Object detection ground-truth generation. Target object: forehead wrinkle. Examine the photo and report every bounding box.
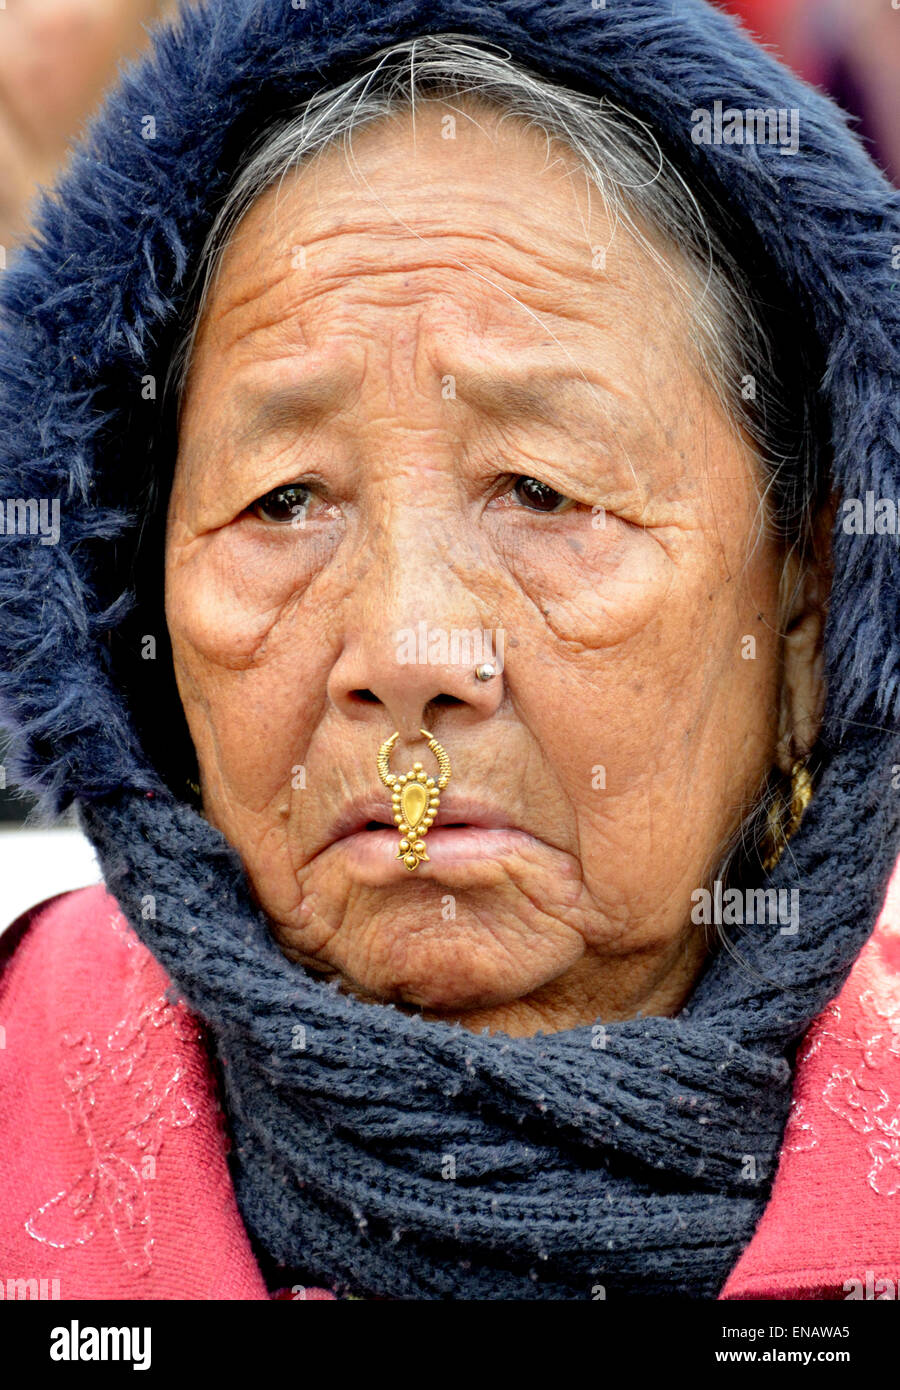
[191,208,702,479]
[196,171,684,378]
[210,245,614,352]
[278,145,597,251]
[199,228,300,330]
[203,192,643,337]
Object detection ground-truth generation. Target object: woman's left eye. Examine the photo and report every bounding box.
[509,476,575,513]
[249,483,311,524]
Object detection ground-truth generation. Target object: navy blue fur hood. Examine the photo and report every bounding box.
[0,0,899,901]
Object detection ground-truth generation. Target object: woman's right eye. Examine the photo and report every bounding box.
[249,483,311,524]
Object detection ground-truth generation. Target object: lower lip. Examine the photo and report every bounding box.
[326,825,538,879]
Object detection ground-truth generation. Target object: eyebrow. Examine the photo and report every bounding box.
[234,360,628,448]
[236,370,356,446]
[453,365,627,431]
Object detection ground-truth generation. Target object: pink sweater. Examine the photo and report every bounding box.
[2,877,900,1301]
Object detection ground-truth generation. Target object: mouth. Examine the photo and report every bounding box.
[321,799,541,879]
[329,793,524,843]
[361,819,470,832]
[333,822,539,871]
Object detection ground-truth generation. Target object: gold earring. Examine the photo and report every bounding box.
[762,759,813,871]
[376,728,452,871]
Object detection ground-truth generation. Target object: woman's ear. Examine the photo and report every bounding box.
[775,497,835,774]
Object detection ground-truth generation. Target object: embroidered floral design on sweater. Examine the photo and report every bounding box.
[25,914,202,1272]
[783,986,900,1195]
[782,1098,819,1153]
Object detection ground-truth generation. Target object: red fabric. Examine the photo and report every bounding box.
[2,873,899,1300]
[715,0,825,85]
[0,888,332,1300]
[718,0,797,40]
[722,865,900,1299]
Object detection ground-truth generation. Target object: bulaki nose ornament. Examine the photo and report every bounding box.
[376,727,452,871]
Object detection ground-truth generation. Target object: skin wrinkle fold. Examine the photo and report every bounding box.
[200,215,661,486]
[164,101,825,1036]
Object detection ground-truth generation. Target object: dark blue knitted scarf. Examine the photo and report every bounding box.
[79,740,895,1299]
[3,0,900,1298]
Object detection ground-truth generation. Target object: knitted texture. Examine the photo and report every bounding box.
[2,0,900,1297]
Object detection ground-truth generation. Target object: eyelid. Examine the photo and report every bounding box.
[249,480,312,522]
[251,469,330,502]
[492,475,579,513]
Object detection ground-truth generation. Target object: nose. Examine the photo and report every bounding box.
[328,621,504,748]
[326,529,504,747]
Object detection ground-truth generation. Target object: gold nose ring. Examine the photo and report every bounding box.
[376,728,452,871]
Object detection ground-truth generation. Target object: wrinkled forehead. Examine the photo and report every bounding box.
[175,102,715,475]
[185,98,698,378]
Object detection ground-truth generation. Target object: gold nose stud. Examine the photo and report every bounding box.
[376,728,452,870]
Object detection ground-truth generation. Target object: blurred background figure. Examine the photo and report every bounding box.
[0,0,181,905]
[719,0,900,184]
[0,0,178,253]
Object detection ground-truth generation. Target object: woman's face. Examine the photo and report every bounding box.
[166,103,786,1035]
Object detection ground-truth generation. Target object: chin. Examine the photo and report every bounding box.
[333,932,550,1017]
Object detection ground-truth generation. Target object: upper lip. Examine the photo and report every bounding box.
[326,792,519,847]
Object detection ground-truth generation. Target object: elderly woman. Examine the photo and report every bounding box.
[0,0,899,1303]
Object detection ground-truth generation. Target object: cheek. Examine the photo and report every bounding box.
[164,533,340,806]
[505,518,782,851]
[488,511,674,652]
[165,521,342,669]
